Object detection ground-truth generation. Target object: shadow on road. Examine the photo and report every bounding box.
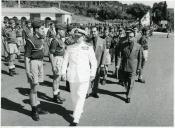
[105,79,118,84]
[18,60,25,63]
[15,87,54,102]
[107,74,116,79]
[1,97,31,117]
[23,99,73,124]
[98,88,127,102]
[1,70,9,76]
[46,74,54,79]
[15,64,25,69]
[42,80,53,87]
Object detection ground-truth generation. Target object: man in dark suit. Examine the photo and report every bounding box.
[116,28,143,103]
[88,26,106,98]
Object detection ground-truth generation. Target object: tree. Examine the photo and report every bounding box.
[126,3,151,20]
[152,1,169,24]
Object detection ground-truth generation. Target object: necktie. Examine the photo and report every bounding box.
[93,37,96,51]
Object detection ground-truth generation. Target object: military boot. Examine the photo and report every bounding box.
[31,106,39,121]
[9,69,14,76]
[53,92,66,104]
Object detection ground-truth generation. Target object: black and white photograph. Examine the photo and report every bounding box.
[1,0,174,126]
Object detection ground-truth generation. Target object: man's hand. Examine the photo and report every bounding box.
[90,76,95,81]
[62,74,66,81]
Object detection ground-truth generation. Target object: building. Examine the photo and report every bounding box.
[2,7,72,26]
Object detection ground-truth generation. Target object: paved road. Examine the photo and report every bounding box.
[1,34,174,126]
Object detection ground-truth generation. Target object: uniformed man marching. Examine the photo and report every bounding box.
[49,24,66,104]
[101,27,113,85]
[25,21,47,121]
[4,19,18,76]
[62,28,97,126]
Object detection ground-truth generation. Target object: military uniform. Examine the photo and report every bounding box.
[1,22,9,60]
[5,20,19,76]
[62,29,97,125]
[49,25,66,104]
[100,35,112,85]
[24,21,47,121]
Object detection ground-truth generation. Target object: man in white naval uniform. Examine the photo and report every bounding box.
[62,28,97,126]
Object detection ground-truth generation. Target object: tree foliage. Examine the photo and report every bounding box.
[126,3,151,19]
[152,1,168,24]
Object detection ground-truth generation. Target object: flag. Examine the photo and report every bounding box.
[141,11,151,27]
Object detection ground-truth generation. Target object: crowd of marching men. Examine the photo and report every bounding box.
[1,18,149,125]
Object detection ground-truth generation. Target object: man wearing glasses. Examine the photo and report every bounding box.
[116,28,143,103]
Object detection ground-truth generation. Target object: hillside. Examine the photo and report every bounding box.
[72,15,102,24]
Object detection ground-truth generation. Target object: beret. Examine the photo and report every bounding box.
[32,21,44,28]
[55,24,66,30]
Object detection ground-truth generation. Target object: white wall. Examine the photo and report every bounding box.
[62,14,72,24]
[40,13,56,21]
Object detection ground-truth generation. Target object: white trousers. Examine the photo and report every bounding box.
[70,81,90,123]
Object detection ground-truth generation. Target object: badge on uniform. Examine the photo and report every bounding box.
[81,46,89,50]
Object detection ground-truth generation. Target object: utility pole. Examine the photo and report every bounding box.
[58,1,61,9]
[18,0,21,8]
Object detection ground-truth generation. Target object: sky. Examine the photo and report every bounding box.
[120,0,175,8]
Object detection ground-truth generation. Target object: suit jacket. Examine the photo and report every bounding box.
[90,36,106,68]
[61,40,97,83]
[117,39,142,73]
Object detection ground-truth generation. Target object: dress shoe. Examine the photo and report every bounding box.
[125,98,131,103]
[138,78,145,83]
[53,93,66,104]
[91,93,99,98]
[31,106,40,121]
[69,122,78,126]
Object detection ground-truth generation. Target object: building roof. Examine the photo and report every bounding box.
[2,7,71,15]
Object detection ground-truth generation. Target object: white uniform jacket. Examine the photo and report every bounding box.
[62,41,97,83]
